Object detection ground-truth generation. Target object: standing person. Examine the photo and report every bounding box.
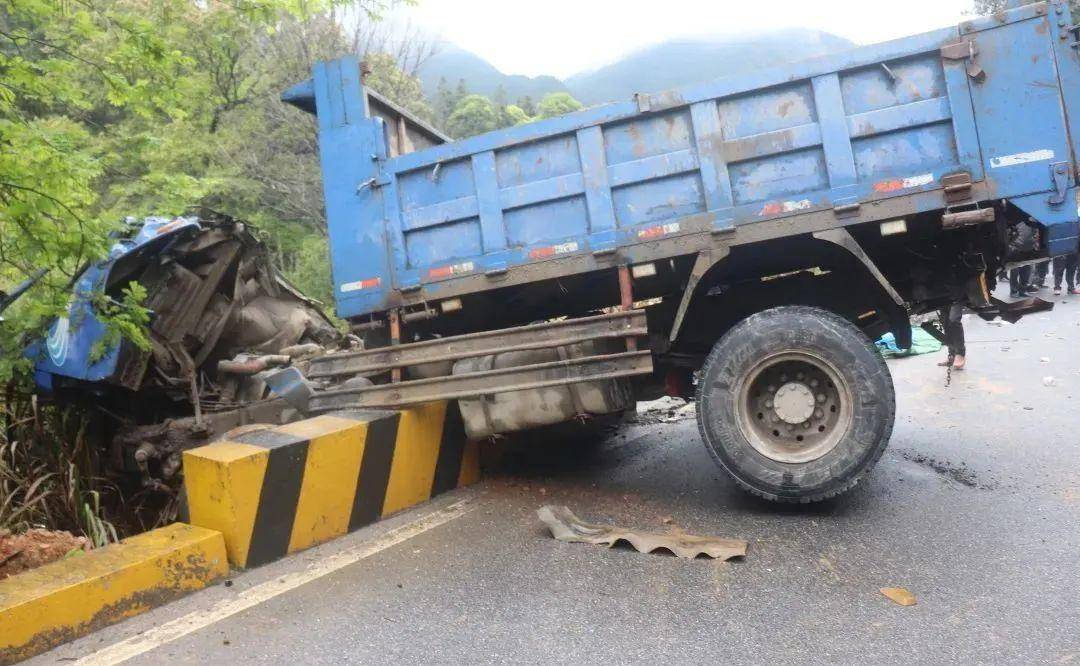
[1008,218,1039,298]
[1052,248,1080,295]
[1009,265,1033,297]
[1032,259,1050,290]
[937,303,966,370]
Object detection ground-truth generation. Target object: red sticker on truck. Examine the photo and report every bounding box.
[758,199,812,216]
[427,261,475,279]
[637,222,680,239]
[528,241,579,260]
[872,173,934,193]
[340,277,381,293]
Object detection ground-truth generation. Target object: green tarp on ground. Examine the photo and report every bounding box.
[875,327,943,358]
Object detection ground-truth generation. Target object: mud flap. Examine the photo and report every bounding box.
[976,296,1054,323]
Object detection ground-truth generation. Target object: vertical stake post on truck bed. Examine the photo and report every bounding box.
[617,265,637,352]
[389,309,402,383]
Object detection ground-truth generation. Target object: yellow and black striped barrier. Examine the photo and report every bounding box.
[0,523,227,664]
[183,401,479,568]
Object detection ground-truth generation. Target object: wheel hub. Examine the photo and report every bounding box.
[735,352,853,464]
[773,382,815,424]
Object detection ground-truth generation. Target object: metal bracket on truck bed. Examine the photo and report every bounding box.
[308,311,647,378]
[278,310,653,412]
[308,350,653,412]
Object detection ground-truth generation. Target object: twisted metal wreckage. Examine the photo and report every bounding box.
[20,211,350,489]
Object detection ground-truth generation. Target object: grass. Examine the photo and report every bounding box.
[1,391,122,547]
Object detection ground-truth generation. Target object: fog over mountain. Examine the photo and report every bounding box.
[418,29,855,106]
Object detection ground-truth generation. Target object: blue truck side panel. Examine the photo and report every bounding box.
[302,2,1080,319]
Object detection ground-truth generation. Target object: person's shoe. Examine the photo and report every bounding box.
[1054,286,1063,296]
[1070,288,1080,295]
[1010,290,1021,298]
[952,355,966,371]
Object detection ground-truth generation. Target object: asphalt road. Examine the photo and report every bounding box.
[36,289,1080,665]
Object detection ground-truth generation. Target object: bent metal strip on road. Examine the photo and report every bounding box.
[74,498,476,666]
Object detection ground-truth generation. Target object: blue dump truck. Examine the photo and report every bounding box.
[277,0,1080,503]
[26,1,1080,501]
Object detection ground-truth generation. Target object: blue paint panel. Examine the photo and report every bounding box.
[500,173,585,211]
[402,196,478,231]
[505,197,590,247]
[405,219,483,268]
[495,134,581,188]
[717,83,817,139]
[607,150,699,188]
[397,158,474,211]
[612,173,705,227]
[839,53,947,115]
[603,109,693,165]
[812,73,858,191]
[721,123,822,164]
[312,58,394,318]
[967,13,1071,198]
[472,151,507,252]
[729,147,829,205]
[851,123,959,181]
[577,126,617,233]
[689,101,734,218]
[846,97,952,139]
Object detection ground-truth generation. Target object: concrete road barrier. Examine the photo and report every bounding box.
[183,402,479,568]
[0,523,227,665]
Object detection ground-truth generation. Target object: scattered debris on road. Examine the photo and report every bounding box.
[536,505,747,560]
[879,587,917,606]
[0,529,88,580]
[630,397,696,425]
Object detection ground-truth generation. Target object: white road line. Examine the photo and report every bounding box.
[75,498,475,666]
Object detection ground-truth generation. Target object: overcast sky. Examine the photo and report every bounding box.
[395,0,974,79]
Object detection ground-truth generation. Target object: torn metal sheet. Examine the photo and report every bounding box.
[536,505,747,560]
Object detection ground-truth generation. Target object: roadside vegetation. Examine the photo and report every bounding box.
[0,0,585,544]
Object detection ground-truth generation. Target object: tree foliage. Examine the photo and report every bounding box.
[445,93,500,138]
[537,92,583,119]
[0,0,427,382]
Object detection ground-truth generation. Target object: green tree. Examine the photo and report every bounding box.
[1,1,430,375]
[536,92,583,119]
[501,104,531,127]
[517,95,537,116]
[445,94,500,138]
[435,77,467,128]
[364,53,435,123]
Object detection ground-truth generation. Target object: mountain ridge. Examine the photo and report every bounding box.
[418,29,856,107]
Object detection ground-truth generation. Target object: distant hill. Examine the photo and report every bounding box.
[565,29,855,105]
[417,29,854,107]
[418,44,568,103]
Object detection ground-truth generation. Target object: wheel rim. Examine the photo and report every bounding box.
[734,351,853,464]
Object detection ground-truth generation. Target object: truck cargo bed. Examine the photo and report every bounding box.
[286,2,1080,321]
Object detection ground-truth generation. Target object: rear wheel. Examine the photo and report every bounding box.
[695,306,895,502]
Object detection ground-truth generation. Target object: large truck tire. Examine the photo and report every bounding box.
[695,305,895,503]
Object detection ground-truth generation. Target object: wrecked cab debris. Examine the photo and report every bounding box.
[537,505,748,560]
[27,210,346,488]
